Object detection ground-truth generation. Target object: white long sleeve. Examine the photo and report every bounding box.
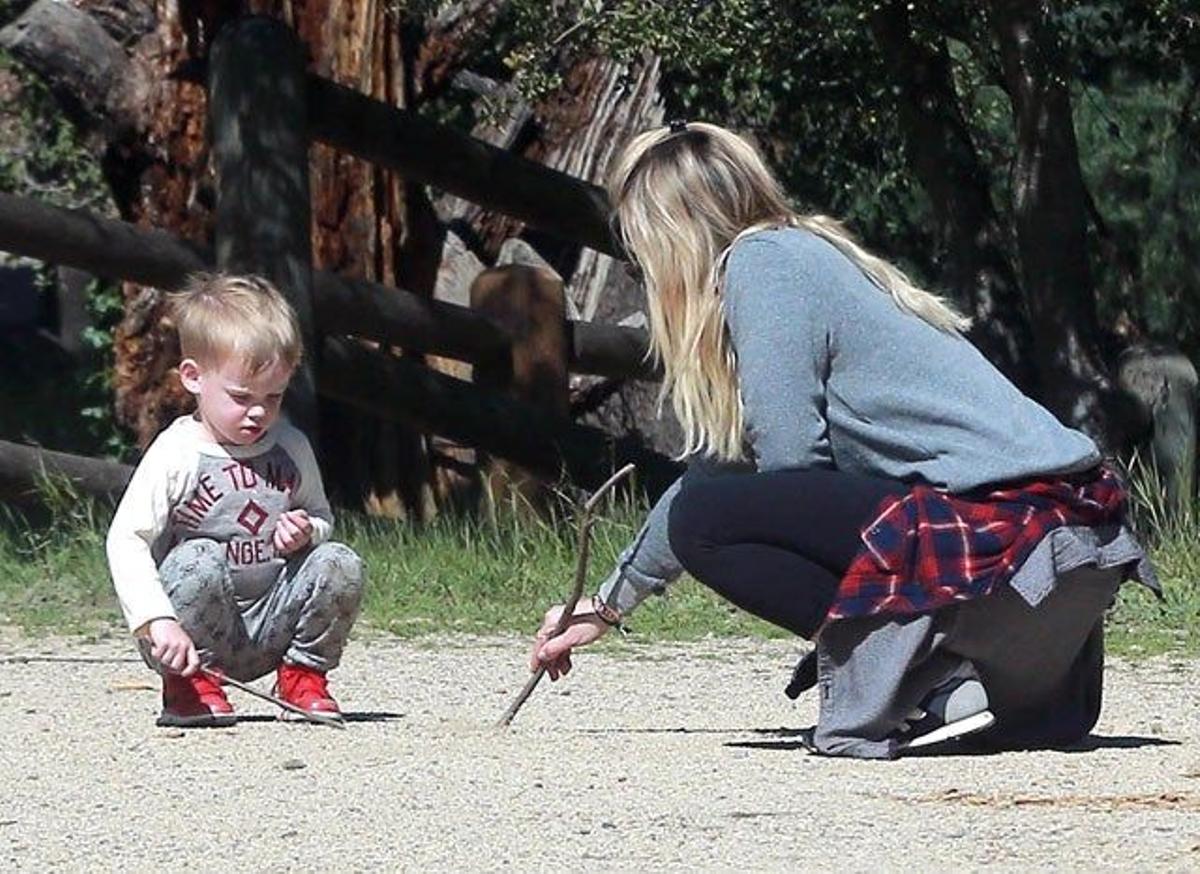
[106,426,192,633]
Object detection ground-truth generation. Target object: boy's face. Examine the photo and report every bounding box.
[179,355,294,446]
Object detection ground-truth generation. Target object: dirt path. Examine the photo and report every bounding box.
[1,631,1197,871]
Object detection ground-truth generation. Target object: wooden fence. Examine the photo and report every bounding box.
[0,15,680,505]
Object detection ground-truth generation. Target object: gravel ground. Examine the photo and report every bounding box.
[1,630,1197,872]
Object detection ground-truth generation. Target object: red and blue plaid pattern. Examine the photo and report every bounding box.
[828,465,1127,622]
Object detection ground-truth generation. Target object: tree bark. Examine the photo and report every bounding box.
[868,4,1037,393]
[987,0,1122,447]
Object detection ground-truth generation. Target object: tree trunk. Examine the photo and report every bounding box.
[868,4,1037,393]
[987,0,1122,448]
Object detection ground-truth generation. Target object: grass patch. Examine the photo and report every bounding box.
[342,494,785,641]
[0,481,782,644]
[0,469,1196,657]
[1106,458,1200,657]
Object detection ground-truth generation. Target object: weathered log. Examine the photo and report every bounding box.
[0,439,132,504]
[307,76,621,257]
[318,338,680,498]
[0,192,206,288]
[0,192,655,378]
[209,16,318,438]
[0,0,146,139]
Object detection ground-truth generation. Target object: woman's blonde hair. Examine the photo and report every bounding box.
[607,121,970,462]
[169,273,303,374]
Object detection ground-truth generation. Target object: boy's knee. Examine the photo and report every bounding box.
[160,538,229,592]
[311,542,364,598]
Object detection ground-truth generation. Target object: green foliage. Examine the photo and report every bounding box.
[0,48,108,210]
[483,0,1200,359]
[484,1,935,274]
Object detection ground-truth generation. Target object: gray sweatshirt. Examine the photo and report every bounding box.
[106,416,334,632]
[597,227,1100,614]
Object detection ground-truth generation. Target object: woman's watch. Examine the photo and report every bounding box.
[590,593,626,632]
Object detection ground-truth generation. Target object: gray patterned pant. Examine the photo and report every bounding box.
[149,538,364,681]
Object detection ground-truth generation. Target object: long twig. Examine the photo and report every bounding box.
[496,462,636,728]
[201,666,347,729]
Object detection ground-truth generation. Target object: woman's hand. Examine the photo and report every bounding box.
[146,618,199,676]
[529,602,610,680]
[274,509,314,556]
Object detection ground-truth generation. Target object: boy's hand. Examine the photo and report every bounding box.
[274,509,314,556]
[147,618,200,676]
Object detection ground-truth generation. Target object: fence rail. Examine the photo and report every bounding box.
[0,193,654,379]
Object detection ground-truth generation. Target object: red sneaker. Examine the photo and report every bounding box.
[159,671,236,727]
[275,663,342,721]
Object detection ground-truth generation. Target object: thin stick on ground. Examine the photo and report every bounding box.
[200,666,347,729]
[496,462,637,728]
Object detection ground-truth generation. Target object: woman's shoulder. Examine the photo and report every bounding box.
[730,225,850,276]
[725,225,853,311]
[733,224,822,254]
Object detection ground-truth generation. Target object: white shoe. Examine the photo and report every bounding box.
[897,678,995,750]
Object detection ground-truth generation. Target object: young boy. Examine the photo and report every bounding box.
[106,274,364,727]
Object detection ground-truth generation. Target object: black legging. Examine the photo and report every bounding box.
[667,468,906,638]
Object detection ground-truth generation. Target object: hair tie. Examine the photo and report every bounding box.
[668,119,688,133]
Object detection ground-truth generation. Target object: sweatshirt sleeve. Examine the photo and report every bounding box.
[723,234,834,472]
[106,431,188,634]
[282,426,334,545]
[595,456,751,615]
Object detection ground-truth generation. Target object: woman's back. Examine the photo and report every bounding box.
[725,227,1099,490]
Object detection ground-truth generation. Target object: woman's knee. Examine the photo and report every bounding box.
[668,479,724,574]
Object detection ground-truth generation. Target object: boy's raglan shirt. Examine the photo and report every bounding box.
[106,416,334,633]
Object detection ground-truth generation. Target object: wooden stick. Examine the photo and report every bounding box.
[496,462,636,728]
[200,666,347,730]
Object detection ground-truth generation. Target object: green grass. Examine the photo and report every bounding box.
[0,481,782,644]
[1,470,1196,657]
[1104,457,1200,657]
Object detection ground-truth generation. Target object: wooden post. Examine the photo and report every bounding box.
[208,17,317,439]
[470,266,570,509]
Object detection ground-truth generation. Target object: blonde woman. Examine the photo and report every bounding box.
[529,122,1157,758]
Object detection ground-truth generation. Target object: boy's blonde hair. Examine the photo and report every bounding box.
[169,274,303,374]
[607,121,970,462]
